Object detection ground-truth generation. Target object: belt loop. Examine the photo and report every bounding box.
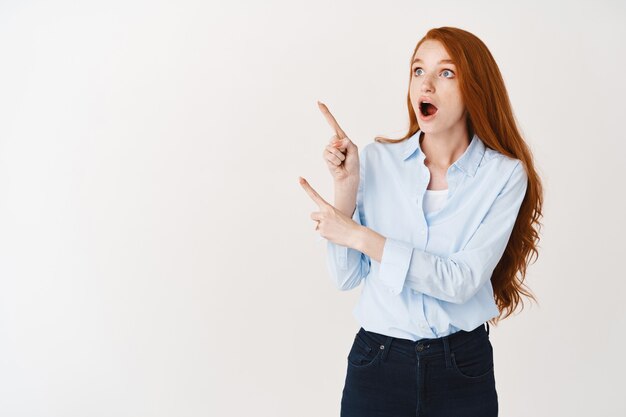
[442,336,452,369]
[485,321,490,335]
[381,336,393,362]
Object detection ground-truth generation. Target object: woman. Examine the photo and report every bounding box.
[299,26,543,417]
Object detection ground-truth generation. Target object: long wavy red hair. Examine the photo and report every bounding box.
[375,27,544,326]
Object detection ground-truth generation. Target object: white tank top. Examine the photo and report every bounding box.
[423,189,448,213]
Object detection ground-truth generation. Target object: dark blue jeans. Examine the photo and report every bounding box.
[340,322,498,417]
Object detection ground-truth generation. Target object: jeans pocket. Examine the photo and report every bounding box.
[347,331,383,368]
[450,335,494,380]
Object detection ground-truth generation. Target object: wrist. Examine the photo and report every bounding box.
[352,225,385,263]
[351,224,369,252]
[334,177,359,189]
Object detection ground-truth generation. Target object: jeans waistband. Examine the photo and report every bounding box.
[358,322,490,359]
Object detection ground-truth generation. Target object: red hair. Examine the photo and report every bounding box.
[375,27,544,326]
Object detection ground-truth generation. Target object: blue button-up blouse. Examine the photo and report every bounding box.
[326,129,528,341]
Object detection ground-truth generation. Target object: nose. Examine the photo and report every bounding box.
[420,74,435,93]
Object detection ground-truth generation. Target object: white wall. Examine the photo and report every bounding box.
[1,0,624,416]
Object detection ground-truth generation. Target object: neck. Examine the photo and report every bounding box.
[420,124,471,170]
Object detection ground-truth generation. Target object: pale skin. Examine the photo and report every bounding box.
[300,39,472,262]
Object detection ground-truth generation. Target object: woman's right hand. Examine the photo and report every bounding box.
[318,101,359,184]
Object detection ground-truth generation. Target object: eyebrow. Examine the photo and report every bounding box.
[412,58,456,65]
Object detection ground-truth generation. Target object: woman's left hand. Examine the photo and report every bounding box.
[299,176,361,248]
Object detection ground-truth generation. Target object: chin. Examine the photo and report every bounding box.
[417,123,438,131]
[418,124,450,136]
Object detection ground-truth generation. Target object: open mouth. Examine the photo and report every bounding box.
[420,101,438,117]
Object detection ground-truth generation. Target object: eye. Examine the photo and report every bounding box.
[441,69,455,78]
[413,67,456,78]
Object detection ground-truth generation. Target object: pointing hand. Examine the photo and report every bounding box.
[298,176,360,248]
[318,101,360,184]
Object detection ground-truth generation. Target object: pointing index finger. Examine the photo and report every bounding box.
[298,176,330,208]
[317,101,347,139]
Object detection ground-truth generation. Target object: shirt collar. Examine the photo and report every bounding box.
[402,129,486,177]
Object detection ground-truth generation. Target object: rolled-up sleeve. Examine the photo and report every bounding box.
[378,238,414,294]
[378,161,528,302]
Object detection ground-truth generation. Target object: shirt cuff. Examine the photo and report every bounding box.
[378,237,413,295]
